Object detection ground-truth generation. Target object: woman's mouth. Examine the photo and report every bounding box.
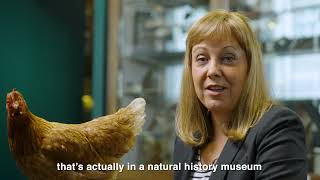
[206,85,227,95]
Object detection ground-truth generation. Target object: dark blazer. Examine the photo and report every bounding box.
[173,106,308,180]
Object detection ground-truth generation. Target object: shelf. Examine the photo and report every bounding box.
[262,36,320,55]
[130,50,184,66]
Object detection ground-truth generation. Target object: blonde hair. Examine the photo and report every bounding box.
[175,10,273,146]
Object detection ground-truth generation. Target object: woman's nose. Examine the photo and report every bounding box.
[207,59,222,78]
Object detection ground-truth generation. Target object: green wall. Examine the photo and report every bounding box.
[0,0,85,178]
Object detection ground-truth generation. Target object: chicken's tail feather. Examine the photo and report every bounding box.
[125,98,146,135]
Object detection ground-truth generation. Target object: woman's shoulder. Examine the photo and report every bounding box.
[255,105,302,128]
[247,105,307,179]
[251,104,305,143]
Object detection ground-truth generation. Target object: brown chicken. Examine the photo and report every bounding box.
[6,89,146,180]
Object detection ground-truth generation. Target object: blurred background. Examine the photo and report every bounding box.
[1,0,320,179]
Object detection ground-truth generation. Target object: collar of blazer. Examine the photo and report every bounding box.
[210,140,245,180]
[181,139,245,180]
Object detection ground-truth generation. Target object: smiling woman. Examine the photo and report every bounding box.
[191,39,248,116]
[173,10,307,180]
[176,9,272,145]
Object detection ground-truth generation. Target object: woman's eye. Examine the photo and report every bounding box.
[221,55,236,64]
[196,56,208,62]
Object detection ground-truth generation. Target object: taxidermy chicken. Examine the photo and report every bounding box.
[6,89,146,180]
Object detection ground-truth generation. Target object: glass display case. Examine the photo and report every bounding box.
[117,0,208,165]
[116,0,320,177]
[231,0,320,176]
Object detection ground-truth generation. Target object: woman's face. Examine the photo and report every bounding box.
[191,38,248,114]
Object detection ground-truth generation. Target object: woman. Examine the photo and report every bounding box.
[173,10,307,180]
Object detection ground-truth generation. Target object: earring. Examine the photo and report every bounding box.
[207,109,211,118]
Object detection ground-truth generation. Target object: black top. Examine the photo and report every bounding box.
[173,105,308,180]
